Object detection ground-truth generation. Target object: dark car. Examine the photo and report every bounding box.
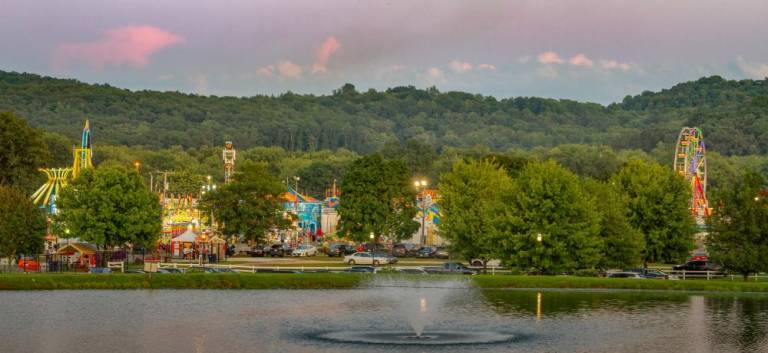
[673,260,720,271]
[346,265,375,273]
[267,244,293,257]
[249,246,267,257]
[416,246,437,258]
[327,244,355,257]
[625,268,670,279]
[88,267,112,274]
[392,243,419,257]
[432,247,449,259]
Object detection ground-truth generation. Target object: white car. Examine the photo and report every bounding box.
[343,251,396,266]
[292,245,318,257]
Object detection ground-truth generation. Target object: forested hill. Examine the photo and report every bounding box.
[1,70,767,156]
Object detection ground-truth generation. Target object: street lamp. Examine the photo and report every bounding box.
[536,233,542,242]
[414,179,429,245]
[202,176,217,230]
[369,232,375,266]
[133,160,141,173]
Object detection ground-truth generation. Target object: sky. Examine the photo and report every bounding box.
[2,0,768,104]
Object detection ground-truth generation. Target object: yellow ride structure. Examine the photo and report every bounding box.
[31,120,93,213]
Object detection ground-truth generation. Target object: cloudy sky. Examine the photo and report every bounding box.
[2,0,768,103]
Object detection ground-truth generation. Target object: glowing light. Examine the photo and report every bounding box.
[420,297,428,313]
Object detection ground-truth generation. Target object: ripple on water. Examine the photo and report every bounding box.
[315,330,519,346]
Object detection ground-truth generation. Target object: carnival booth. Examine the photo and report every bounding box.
[197,235,227,262]
[171,229,198,259]
[57,243,98,269]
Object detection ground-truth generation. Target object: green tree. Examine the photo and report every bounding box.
[337,154,419,243]
[0,111,51,191]
[295,160,347,198]
[56,166,162,249]
[439,159,514,264]
[502,161,602,272]
[584,179,645,268]
[707,171,768,280]
[612,159,697,264]
[0,186,46,259]
[199,162,289,243]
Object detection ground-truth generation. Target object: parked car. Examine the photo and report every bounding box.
[156,267,184,274]
[89,267,112,274]
[416,246,437,258]
[470,258,502,268]
[292,245,318,257]
[125,269,146,274]
[249,246,267,257]
[607,271,645,279]
[432,247,449,259]
[624,268,673,279]
[346,265,376,273]
[673,260,720,272]
[423,262,477,275]
[204,267,237,273]
[343,252,397,266]
[327,244,355,257]
[392,243,420,257]
[267,244,293,257]
[397,267,429,275]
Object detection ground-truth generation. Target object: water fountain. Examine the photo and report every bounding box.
[313,276,517,346]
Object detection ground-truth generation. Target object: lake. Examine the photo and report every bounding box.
[1,278,767,353]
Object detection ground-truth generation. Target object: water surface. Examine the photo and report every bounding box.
[1,280,767,353]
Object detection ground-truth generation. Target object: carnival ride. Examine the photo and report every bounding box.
[674,127,711,221]
[31,120,93,213]
[222,141,236,184]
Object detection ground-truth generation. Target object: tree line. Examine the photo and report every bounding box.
[2,71,768,157]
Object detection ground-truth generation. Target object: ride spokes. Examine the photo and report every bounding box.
[674,127,711,222]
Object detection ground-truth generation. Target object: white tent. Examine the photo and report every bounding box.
[172,229,198,243]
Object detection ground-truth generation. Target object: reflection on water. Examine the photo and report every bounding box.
[0,285,766,353]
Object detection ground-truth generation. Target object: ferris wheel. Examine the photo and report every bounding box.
[674,127,710,219]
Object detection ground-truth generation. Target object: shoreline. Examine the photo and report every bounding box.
[2,273,768,294]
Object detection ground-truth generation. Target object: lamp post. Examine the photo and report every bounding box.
[535,233,543,274]
[414,179,429,245]
[133,160,141,173]
[369,232,375,266]
[201,176,217,230]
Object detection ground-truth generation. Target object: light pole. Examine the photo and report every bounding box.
[369,232,375,266]
[535,233,543,274]
[201,176,217,230]
[414,179,429,245]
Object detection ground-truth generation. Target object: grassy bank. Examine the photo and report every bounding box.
[0,273,364,290]
[473,275,768,293]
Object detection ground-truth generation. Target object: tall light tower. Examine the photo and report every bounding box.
[222,141,236,184]
[414,179,429,245]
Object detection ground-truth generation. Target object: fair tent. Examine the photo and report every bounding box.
[172,229,198,243]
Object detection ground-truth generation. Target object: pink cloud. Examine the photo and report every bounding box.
[600,59,632,71]
[478,63,497,71]
[54,25,183,70]
[537,51,564,65]
[312,36,341,74]
[568,54,594,67]
[278,61,303,79]
[256,65,275,77]
[450,60,473,73]
[427,67,445,80]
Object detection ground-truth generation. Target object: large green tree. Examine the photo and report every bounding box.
[707,171,768,280]
[612,159,697,264]
[439,159,515,263]
[0,111,51,191]
[0,186,46,258]
[501,161,602,272]
[295,160,347,198]
[56,166,162,249]
[337,154,419,243]
[199,161,289,243]
[584,179,645,268]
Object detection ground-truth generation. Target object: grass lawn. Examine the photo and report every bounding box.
[473,275,768,293]
[0,272,365,290]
